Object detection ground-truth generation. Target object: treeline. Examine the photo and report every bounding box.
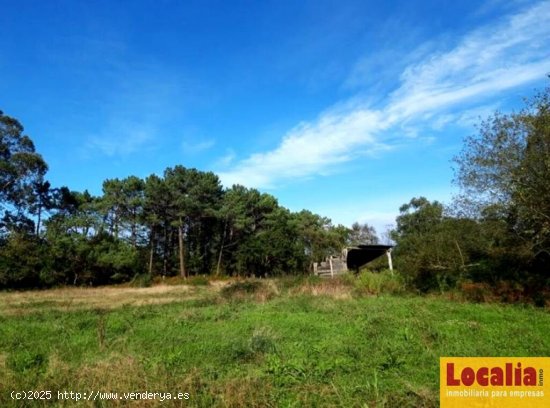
[1,111,378,288]
[1,84,549,300]
[390,86,550,303]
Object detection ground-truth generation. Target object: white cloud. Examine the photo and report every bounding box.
[219,1,550,189]
[220,108,389,187]
[388,0,550,119]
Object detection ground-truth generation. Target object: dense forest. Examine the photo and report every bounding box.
[1,85,549,303]
[0,110,378,287]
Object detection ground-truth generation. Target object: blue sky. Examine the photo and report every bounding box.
[1,0,549,236]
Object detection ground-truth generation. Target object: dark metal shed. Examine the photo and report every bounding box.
[346,245,393,271]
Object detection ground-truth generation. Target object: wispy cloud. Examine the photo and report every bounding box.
[220,108,389,187]
[309,188,455,234]
[214,149,237,168]
[87,121,156,156]
[219,1,550,189]
[181,138,215,154]
[84,88,182,158]
[67,34,198,160]
[84,62,188,158]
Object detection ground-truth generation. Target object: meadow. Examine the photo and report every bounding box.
[1,273,549,407]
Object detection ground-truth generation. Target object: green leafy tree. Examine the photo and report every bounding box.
[348,222,378,246]
[0,233,46,288]
[1,111,48,234]
[164,166,223,277]
[391,197,488,290]
[217,186,276,276]
[216,185,254,275]
[454,85,550,286]
[101,176,146,246]
[28,180,54,236]
[100,178,125,239]
[144,174,174,276]
[122,176,146,247]
[293,210,349,269]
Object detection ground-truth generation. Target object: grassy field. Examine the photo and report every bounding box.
[1,274,549,407]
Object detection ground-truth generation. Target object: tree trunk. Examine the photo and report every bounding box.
[36,204,42,236]
[113,211,119,238]
[163,222,169,276]
[131,209,137,248]
[216,219,227,276]
[148,228,155,276]
[178,217,186,278]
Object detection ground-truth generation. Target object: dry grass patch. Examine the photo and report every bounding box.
[74,355,146,389]
[0,352,7,370]
[216,377,274,408]
[220,280,279,303]
[0,284,202,315]
[54,356,162,407]
[291,278,353,299]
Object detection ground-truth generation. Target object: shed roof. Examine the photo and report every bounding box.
[346,245,392,270]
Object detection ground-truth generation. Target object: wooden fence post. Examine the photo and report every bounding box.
[386,249,393,274]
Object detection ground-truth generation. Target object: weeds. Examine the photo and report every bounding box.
[220,280,278,302]
[353,269,405,295]
[289,276,354,299]
[231,327,278,362]
[97,310,106,351]
[187,275,210,286]
[1,279,549,407]
[129,273,152,288]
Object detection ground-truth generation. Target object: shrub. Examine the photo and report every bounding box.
[230,328,277,362]
[187,275,210,286]
[354,269,405,295]
[459,280,528,304]
[220,280,278,302]
[129,273,152,288]
[7,350,47,374]
[459,281,495,303]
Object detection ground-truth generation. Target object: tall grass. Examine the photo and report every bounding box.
[352,269,406,295]
[1,277,549,407]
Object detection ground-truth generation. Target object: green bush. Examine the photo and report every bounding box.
[229,328,277,363]
[187,275,210,286]
[221,280,263,297]
[0,233,47,289]
[129,273,153,288]
[7,350,48,374]
[220,280,278,302]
